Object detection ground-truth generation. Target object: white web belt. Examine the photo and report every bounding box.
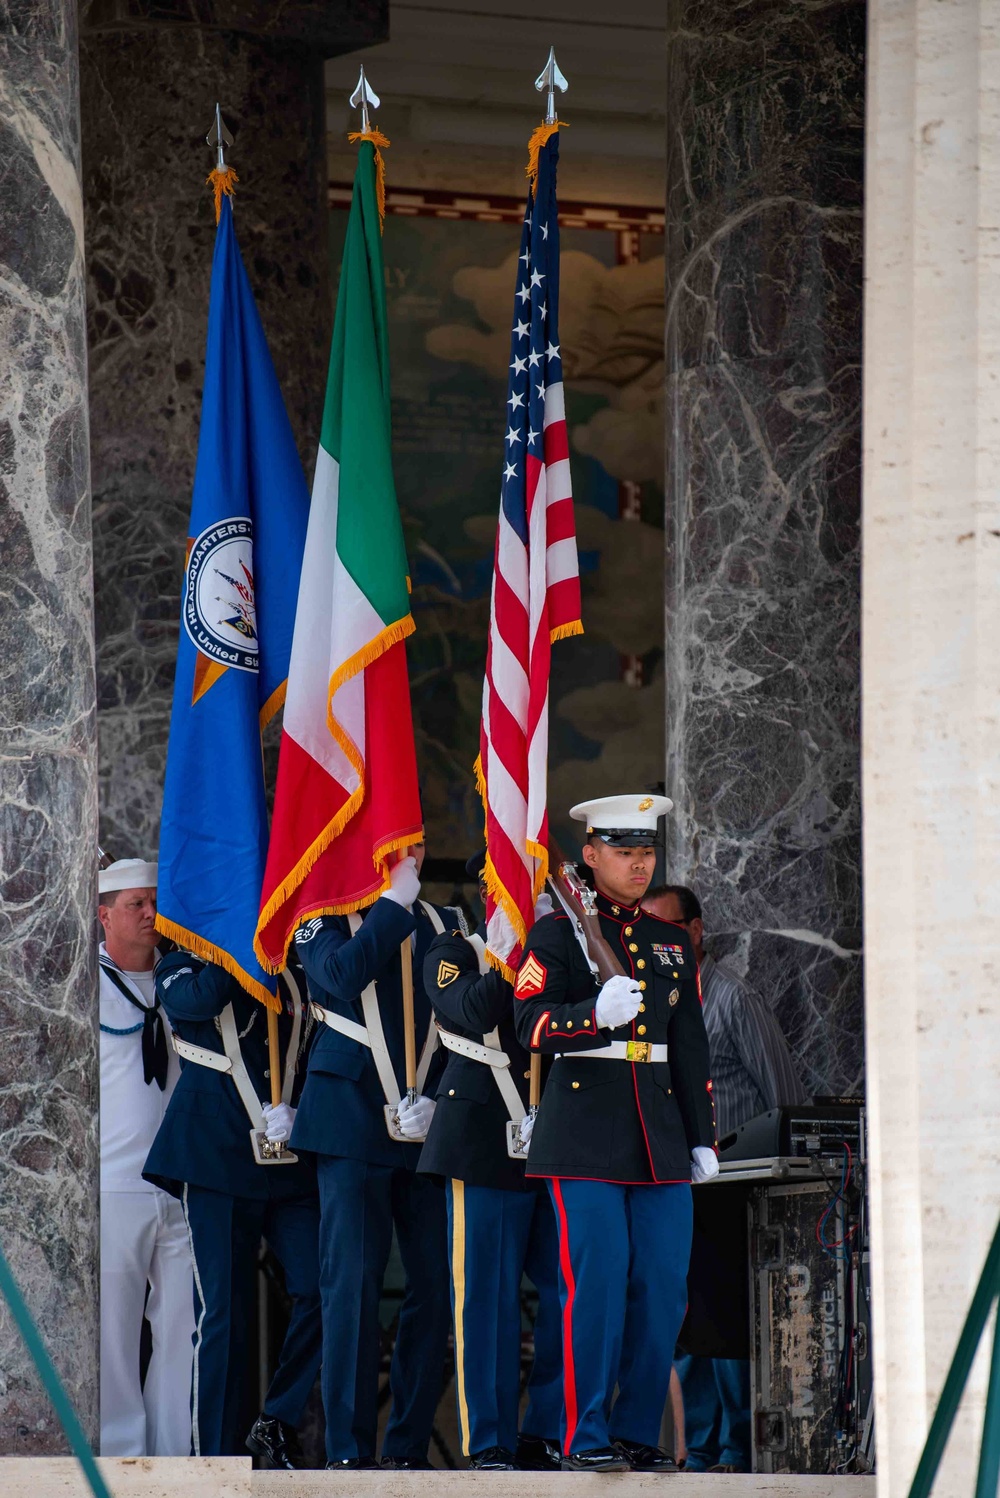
[310,900,443,1109]
[170,967,303,1131]
[436,932,526,1126]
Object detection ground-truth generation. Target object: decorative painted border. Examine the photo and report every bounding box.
[329,182,664,234]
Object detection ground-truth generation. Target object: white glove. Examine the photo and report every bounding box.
[396,1093,435,1140]
[382,855,421,909]
[595,974,643,1030]
[533,892,554,921]
[691,1146,719,1184]
[517,1112,535,1150]
[262,1102,296,1144]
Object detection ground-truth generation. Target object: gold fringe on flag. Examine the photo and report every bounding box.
[206,166,239,224]
[348,128,391,233]
[525,120,567,197]
[252,612,418,974]
[154,913,282,1013]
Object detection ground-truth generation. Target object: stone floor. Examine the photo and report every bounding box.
[0,1458,877,1498]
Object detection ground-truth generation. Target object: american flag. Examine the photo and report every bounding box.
[479,128,582,978]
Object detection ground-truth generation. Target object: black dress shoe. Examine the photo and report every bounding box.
[615,1440,678,1472]
[381,1456,433,1470]
[515,1434,561,1471]
[325,1457,379,1469]
[560,1446,631,1472]
[469,1446,519,1470]
[245,1414,305,1470]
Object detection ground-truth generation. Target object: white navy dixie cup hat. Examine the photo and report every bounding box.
[569,794,674,847]
[99,858,158,895]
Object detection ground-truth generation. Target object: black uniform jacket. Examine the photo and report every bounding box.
[512,891,716,1184]
[143,952,316,1202]
[290,896,462,1169]
[418,925,545,1193]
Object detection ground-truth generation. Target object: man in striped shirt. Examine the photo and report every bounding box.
[642,885,808,1472]
[643,887,808,1143]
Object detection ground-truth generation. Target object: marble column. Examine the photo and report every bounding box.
[863,4,1000,1496]
[78,0,386,855]
[663,0,865,1094]
[0,2,99,1453]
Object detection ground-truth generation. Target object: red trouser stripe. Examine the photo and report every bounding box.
[551,1178,579,1455]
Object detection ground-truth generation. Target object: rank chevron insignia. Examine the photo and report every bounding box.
[437,960,460,988]
[514,953,548,999]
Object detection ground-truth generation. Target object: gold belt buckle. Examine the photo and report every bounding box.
[626,1040,651,1063]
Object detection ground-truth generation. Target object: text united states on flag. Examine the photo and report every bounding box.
[478,126,582,979]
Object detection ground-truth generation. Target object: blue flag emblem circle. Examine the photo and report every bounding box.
[183,517,259,672]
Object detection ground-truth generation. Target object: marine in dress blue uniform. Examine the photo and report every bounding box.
[512,795,718,1473]
[290,852,465,1470]
[143,954,321,1466]
[418,855,562,1472]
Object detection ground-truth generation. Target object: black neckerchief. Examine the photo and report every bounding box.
[100,960,168,1091]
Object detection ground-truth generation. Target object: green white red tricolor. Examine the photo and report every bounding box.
[255,139,421,972]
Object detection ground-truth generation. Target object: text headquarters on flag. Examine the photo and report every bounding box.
[478,124,583,980]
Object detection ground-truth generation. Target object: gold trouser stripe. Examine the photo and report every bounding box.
[450,1179,471,1457]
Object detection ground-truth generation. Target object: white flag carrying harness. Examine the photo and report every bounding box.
[435,932,527,1128]
[170,968,304,1165]
[310,901,444,1133]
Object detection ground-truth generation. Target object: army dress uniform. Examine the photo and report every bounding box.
[143,954,321,1462]
[418,919,562,1470]
[512,796,716,1468]
[290,881,466,1469]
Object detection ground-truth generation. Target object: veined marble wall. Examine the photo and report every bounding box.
[0,1,99,1450]
[664,0,865,1093]
[81,1,386,858]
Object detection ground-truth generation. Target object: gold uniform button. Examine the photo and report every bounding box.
[571,1081,580,1090]
[638,1003,646,1013]
[566,1020,573,1029]
[551,1021,559,1029]
[639,980,647,991]
[583,1019,591,1027]
[612,906,621,915]
[449,1089,456,1097]
[673,971,679,978]
[624,926,633,936]
[524,1071,531,1079]
[637,1025,647,1036]
[629,943,638,952]
[637,959,646,970]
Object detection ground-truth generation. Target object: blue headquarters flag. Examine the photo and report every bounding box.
[156,196,309,1009]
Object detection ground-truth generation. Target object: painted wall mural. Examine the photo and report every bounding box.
[339,192,668,861]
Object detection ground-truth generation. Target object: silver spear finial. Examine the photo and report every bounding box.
[350,66,381,134]
[534,47,568,125]
[206,103,234,171]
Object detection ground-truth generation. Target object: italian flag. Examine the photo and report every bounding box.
[255,137,421,972]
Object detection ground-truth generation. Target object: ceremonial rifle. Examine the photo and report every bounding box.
[507,839,626,1159]
[547,837,626,984]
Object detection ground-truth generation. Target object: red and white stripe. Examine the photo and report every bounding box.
[480,377,581,976]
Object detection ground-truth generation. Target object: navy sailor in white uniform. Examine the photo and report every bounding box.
[98,858,194,1457]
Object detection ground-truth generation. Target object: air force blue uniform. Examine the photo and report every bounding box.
[513,894,716,1458]
[143,954,321,1457]
[291,895,463,1467]
[419,926,562,1463]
